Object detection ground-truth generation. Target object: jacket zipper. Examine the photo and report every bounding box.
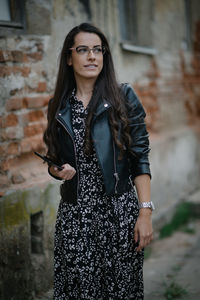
[113,140,119,194]
[56,115,79,199]
[129,174,135,190]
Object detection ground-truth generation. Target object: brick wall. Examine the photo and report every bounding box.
[0,37,51,195]
[133,20,200,134]
[183,21,200,123]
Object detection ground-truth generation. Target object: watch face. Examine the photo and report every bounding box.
[139,201,155,210]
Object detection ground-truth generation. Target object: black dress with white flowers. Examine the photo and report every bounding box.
[54,93,144,300]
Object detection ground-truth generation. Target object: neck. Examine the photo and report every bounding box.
[75,77,96,101]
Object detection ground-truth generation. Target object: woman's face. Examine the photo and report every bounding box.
[68,32,104,82]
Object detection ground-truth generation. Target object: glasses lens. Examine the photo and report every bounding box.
[92,47,102,54]
[74,46,106,55]
[76,46,88,54]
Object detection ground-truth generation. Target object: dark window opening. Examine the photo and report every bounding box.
[118,0,156,55]
[0,0,25,29]
[30,211,44,254]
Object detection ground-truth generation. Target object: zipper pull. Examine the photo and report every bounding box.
[114,172,119,181]
[114,172,119,194]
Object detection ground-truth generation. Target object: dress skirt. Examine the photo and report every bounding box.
[54,94,144,300]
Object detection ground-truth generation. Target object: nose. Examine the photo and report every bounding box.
[88,49,95,59]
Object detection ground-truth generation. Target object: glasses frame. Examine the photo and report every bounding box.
[69,45,106,55]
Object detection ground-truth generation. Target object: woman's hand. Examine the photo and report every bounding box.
[49,163,76,180]
[134,209,153,252]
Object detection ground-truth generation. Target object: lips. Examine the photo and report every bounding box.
[84,64,98,68]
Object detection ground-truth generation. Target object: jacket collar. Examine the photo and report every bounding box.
[55,94,112,136]
[56,94,112,118]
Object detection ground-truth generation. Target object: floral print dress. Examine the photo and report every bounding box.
[54,93,144,300]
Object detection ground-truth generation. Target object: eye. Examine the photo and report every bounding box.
[76,47,88,54]
[93,47,102,54]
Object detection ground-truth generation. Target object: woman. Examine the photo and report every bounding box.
[44,23,153,300]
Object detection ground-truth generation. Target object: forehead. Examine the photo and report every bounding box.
[74,32,102,46]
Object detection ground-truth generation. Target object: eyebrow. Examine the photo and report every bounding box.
[76,44,102,48]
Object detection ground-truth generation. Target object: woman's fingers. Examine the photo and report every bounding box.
[52,163,76,180]
[136,231,153,252]
[62,164,76,180]
[134,229,139,243]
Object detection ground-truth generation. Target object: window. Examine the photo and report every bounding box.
[0,0,25,29]
[118,0,157,55]
[184,0,192,50]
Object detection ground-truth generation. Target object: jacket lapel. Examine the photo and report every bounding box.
[56,95,112,137]
[56,99,74,138]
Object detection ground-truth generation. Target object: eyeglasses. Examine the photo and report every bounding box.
[69,46,106,56]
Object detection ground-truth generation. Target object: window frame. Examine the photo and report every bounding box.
[118,0,157,56]
[0,0,25,29]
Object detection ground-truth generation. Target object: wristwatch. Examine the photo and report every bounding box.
[139,201,155,211]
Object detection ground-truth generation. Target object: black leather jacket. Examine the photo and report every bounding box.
[49,83,151,204]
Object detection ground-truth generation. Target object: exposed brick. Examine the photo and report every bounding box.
[0,116,4,128]
[5,114,18,127]
[14,66,30,77]
[0,50,13,62]
[0,174,10,188]
[20,134,45,153]
[0,144,6,157]
[28,110,44,122]
[0,129,7,142]
[0,66,30,77]
[24,96,50,109]
[6,97,23,111]
[37,82,47,93]
[0,114,18,128]
[24,123,44,137]
[0,66,11,77]
[11,50,24,63]
[27,52,43,61]
[7,142,19,155]
[0,159,10,171]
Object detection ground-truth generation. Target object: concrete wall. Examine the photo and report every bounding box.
[0,0,200,298]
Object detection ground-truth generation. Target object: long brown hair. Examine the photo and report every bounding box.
[44,23,133,160]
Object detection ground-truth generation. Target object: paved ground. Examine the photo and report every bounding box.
[144,219,200,299]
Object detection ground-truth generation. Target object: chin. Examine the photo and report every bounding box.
[82,73,100,79]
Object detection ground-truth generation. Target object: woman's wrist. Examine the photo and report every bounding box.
[139,208,152,216]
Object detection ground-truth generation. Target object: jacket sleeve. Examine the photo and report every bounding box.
[123,83,151,179]
[46,98,62,181]
[48,166,62,181]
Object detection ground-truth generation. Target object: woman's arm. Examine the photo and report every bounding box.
[134,174,153,252]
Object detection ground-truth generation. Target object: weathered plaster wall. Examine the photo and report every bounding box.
[0,182,60,299]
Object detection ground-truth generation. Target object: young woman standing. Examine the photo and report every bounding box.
[44,23,153,300]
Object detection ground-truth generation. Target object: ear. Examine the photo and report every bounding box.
[67,56,72,66]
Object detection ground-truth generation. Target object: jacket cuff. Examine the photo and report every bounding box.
[48,166,62,181]
[132,163,152,179]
